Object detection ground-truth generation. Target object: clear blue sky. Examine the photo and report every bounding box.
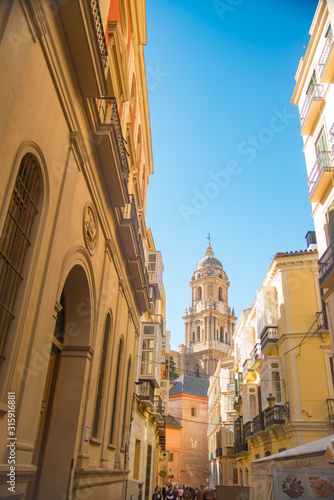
[144,0,319,351]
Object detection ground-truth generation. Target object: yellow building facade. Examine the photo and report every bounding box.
[0,1,165,499]
[229,250,332,486]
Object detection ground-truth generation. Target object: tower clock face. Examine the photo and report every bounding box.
[196,302,202,312]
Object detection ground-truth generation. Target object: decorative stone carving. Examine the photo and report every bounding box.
[83,203,98,254]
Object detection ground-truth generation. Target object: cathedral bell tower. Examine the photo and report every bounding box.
[176,241,236,379]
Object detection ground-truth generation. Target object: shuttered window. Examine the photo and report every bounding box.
[0,154,42,358]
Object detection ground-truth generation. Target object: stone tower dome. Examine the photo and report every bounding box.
[174,241,237,380]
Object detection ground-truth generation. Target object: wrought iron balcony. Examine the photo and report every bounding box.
[136,381,154,408]
[319,240,334,289]
[252,412,265,434]
[260,326,278,354]
[91,0,108,69]
[264,405,289,427]
[307,151,334,202]
[207,415,222,435]
[57,0,107,97]
[319,33,334,83]
[153,395,163,418]
[243,421,253,439]
[118,195,150,312]
[88,96,130,207]
[249,342,263,369]
[233,439,248,454]
[300,84,325,136]
[327,399,334,420]
[97,97,130,182]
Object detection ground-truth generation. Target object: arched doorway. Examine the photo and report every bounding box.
[28,264,92,500]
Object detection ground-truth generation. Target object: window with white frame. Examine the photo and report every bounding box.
[224,426,234,446]
[242,385,258,423]
[141,338,154,375]
[223,394,234,420]
[260,358,284,408]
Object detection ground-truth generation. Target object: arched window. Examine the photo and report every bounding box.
[195,365,200,377]
[110,338,123,444]
[220,327,224,342]
[122,358,132,447]
[197,287,202,301]
[192,332,195,343]
[92,314,111,438]
[218,287,223,301]
[0,153,42,358]
[197,325,200,342]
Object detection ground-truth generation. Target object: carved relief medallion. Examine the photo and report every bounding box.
[83,203,98,254]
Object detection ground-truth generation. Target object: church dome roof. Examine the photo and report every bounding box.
[196,243,224,271]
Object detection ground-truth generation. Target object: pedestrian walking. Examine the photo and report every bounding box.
[153,486,162,500]
[165,484,178,500]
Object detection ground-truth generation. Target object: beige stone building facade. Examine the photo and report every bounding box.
[0,1,165,499]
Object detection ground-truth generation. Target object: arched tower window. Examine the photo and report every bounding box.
[0,153,42,358]
[220,327,224,342]
[192,331,195,343]
[197,325,200,342]
[195,364,200,377]
[197,287,202,301]
[218,287,223,301]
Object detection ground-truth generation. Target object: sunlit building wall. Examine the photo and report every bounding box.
[0,1,164,499]
[292,0,334,362]
[228,251,332,486]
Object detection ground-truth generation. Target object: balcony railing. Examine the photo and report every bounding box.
[300,84,324,132]
[153,395,163,418]
[264,405,288,427]
[260,326,278,352]
[249,342,263,369]
[97,97,130,181]
[319,240,334,288]
[136,381,154,408]
[122,194,139,234]
[91,0,108,68]
[233,440,248,454]
[327,399,334,420]
[252,412,265,434]
[319,33,334,81]
[208,415,222,435]
[243,421,253,439]
[307,151,334,201]
[330,123,334,152]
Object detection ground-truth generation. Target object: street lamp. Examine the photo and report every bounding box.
[267,393,275,409]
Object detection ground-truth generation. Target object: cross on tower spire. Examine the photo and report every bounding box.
[207,232,211,245]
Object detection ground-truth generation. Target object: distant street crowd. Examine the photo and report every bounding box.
[153,484,216,500]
